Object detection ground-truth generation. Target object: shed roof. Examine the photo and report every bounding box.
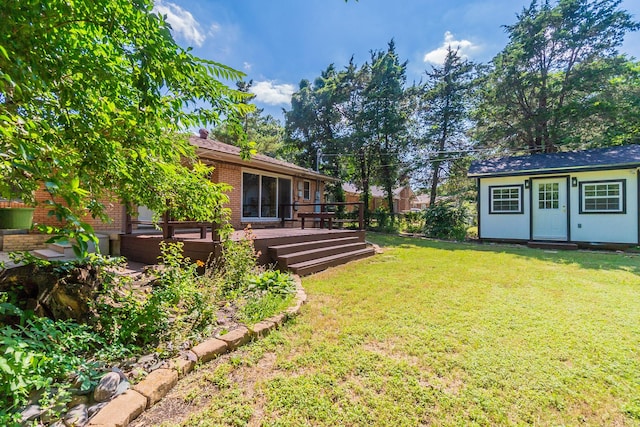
[191,135,338,182]
[468,144,640,178]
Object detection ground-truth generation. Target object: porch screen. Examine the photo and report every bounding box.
[242,172,292,219]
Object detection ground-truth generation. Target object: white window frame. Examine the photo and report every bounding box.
[489,185,524,214]
[303,180,311,200]
[241,169,293,221]
[579,179,625,214]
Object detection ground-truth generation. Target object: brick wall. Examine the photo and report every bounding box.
[1,232,49,251]
[1,187,126,233]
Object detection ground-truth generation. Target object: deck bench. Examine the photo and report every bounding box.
[164,221,210,239]
[298,212,336,230]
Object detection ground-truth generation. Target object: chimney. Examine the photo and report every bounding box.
[198,128,209,139]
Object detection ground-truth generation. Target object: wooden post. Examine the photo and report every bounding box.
[358,202,364,230]
[162,210,170,239]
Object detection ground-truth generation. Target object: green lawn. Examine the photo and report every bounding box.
[157,234,640,426]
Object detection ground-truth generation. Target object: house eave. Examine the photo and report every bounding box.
[196,149,339,182]
[468,163,640,179]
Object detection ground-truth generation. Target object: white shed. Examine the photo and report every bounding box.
[468,145,640,247]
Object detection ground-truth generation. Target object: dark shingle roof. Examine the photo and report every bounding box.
[468,144,640,177]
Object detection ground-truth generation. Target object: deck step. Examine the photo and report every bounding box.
[288,247,375,276]
[269,236,362,257]
[527,241,578,250]
[277,242,368,269]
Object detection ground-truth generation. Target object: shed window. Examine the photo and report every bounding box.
[489,185,523,214]
[580,180,625,214]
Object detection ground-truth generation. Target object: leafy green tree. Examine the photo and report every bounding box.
[212,81,285,158]
[474,0,638,154]
[413,46,476,205]
[0,0,251,252]
[361,40,409,217]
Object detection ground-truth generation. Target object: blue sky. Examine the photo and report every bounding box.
[154,0,640,120]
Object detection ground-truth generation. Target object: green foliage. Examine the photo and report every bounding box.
[94,242,217,351]
[399,211,425,234]
[0,0,251,251]
[0,300,105,423]
[370,207,399,233]
[473,0,639,153]
[239,292,294,325]
[207,229,259,298]
[423,201,470,241]
[239,270,296,324]
[411,46,477,204]
[247,270,296,296]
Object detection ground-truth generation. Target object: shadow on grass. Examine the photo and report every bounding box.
[366,232,640,276]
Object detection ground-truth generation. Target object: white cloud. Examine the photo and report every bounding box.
[423,31,481,64]
[250,81,295,106]
[153,1,205,47]
[243,62,252,72]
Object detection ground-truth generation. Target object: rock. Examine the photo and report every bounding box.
[137,353,163,372]
[93,372,122,402]
[113,379,130,397]
[20,404,42,424]
[67,394,89,408]
[63,404,88,427]
[133,368,178,408]
[87,401,108,419]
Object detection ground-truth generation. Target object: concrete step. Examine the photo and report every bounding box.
[288,247,376,276]
[31,248,70,260]
[48,242,74,255]
[277,242,368,269]
[269,236,362,258]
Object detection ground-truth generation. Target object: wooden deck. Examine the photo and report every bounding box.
[120,227,367,266]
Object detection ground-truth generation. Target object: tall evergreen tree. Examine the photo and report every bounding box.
[474,0,638,154]
[414,46,476,205]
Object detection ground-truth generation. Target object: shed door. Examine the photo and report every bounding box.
[532,178,568,241]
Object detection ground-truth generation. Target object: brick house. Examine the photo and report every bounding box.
[191,133,338,229]
[0,132,337,252]
[342,183,415,213]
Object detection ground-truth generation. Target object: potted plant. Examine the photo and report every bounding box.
[0,179,37,230]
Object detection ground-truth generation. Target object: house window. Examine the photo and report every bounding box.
[580,180,625,214]
[303,180,311,200]
[538,183,559,209]
[242,172,292,219]
[489,185,523,214]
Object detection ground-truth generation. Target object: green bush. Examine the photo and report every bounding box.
[239,270,296,324]
[94,241,217,352]
[370,207,399,233]
[0,300,104,424]
[207,227,259,298]
[423,202,470,241]
[400,211,425,234]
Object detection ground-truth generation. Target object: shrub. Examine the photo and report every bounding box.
[370,207,399,233]
[423,202,471,241]
[239,270,296,324]
[94,241,217,352]
[0,300,105,424]
[206,226,259,298]
[399,211,425,234]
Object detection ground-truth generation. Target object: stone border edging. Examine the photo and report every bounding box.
[87,275,306,427]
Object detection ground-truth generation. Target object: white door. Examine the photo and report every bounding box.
[532,178,568,241]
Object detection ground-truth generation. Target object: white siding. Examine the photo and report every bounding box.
[479,176,530,240]
[478,169,639,244]
[570,169,638,244]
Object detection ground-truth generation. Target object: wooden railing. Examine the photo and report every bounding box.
[279,202,365,230]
